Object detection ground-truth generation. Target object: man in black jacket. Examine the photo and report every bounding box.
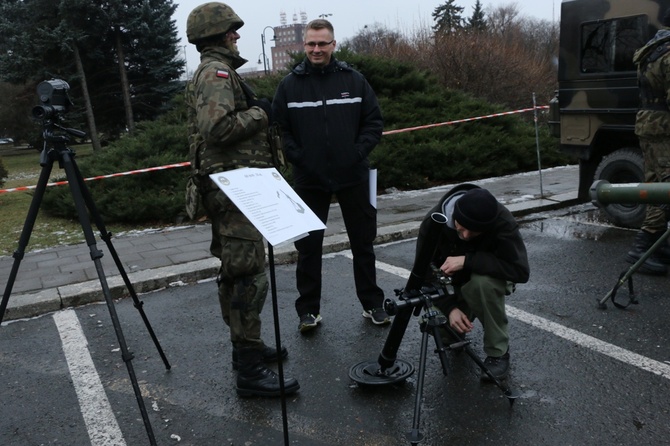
[415,184,530,380]
[272,19,390,333]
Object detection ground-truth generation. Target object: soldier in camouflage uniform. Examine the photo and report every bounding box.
[185,2,299,397]
[626,10,670,275]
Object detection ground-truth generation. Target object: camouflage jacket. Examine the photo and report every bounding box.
[185,46,273,177]
[634,29,670,137]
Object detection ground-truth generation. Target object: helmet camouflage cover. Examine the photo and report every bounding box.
[186,2,244,43]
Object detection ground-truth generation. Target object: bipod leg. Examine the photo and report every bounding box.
[60,150,157,445]
[596,271,636,310]
[595,228,670,309]
[69,155,170,370]
[406,315,431,445]
[0,153,55,324]
[444,326,520,405]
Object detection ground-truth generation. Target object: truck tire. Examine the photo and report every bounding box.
[594,148,646,228]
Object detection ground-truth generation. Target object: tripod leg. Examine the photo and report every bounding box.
[429,324,449,376]
[69,155,170,369]
[406,320,430,445]
[59,151,157,445]
[0,156,55,324]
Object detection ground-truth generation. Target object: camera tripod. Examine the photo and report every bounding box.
[349,270,520,445]
[0,125,170,445]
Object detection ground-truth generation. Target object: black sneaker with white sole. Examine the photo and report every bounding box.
[362,308,391,325]
[298,313,322,333]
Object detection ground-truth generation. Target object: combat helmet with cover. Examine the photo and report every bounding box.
[186,2,244,43]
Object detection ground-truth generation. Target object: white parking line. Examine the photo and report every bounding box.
[336,252,670,380]
[505,306,670,379]
[53,309,126,446]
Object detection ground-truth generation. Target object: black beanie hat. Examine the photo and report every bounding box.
[452,188,498,232]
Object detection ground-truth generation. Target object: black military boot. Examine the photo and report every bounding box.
[236,348,300,397]
[625,231,670,275]
[232,345,288,371]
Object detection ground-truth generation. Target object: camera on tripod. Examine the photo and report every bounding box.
[31,79,73,121]
[30,79,85,151]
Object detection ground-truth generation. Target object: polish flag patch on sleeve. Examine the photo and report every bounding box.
[216,69,230,79]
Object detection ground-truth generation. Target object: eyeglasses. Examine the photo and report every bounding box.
[304,40,334,49]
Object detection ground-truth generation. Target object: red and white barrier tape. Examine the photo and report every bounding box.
[382,106,549,135]
[0,161,191,194]
[0,106,548,194]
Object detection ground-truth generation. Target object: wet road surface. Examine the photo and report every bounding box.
[1,203,669,445]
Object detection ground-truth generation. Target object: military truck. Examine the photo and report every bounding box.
[549,0,670,227]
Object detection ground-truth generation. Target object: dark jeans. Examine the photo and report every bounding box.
[294,181,384,316]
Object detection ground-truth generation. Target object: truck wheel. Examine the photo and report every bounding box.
[594,148,646,228]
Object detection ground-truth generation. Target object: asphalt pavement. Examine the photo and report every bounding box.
[0,165,579,322]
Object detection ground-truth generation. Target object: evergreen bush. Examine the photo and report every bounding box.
[39,53,571,225]
[40,95,189,224]
[349,53,569,191]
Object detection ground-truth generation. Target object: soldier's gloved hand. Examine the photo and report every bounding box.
[249,98,273,124]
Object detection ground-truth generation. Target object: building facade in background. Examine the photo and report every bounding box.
[240,10,307,78]
[269,11,307,73]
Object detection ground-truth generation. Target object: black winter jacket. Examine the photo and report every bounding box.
[272,57,383,191]
[406,184,530,292]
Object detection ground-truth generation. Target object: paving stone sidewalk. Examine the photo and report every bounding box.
[0,166,580,321]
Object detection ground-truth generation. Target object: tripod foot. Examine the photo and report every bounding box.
[406,428,424,444]
[348,359,414,386]
[504,388,521,405]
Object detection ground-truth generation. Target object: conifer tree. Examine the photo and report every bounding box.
[0,0,183,146]
[432,0,465,34]
[467,0,488,32]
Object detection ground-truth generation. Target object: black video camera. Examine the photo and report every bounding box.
[31,79,73,121]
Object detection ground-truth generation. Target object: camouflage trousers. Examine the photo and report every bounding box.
[640,136,670,232]
[201,178,268,350]
[438,274,513,358]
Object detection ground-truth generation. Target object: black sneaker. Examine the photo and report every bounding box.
[362,308,392,325]
[481,351,510,381]
[298,313,322,333]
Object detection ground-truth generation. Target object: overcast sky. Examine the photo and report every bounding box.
[174,0,560,75]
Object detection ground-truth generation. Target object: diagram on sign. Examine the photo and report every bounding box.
[210,167,325,246]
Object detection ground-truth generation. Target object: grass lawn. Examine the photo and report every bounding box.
[0,145,161,257]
